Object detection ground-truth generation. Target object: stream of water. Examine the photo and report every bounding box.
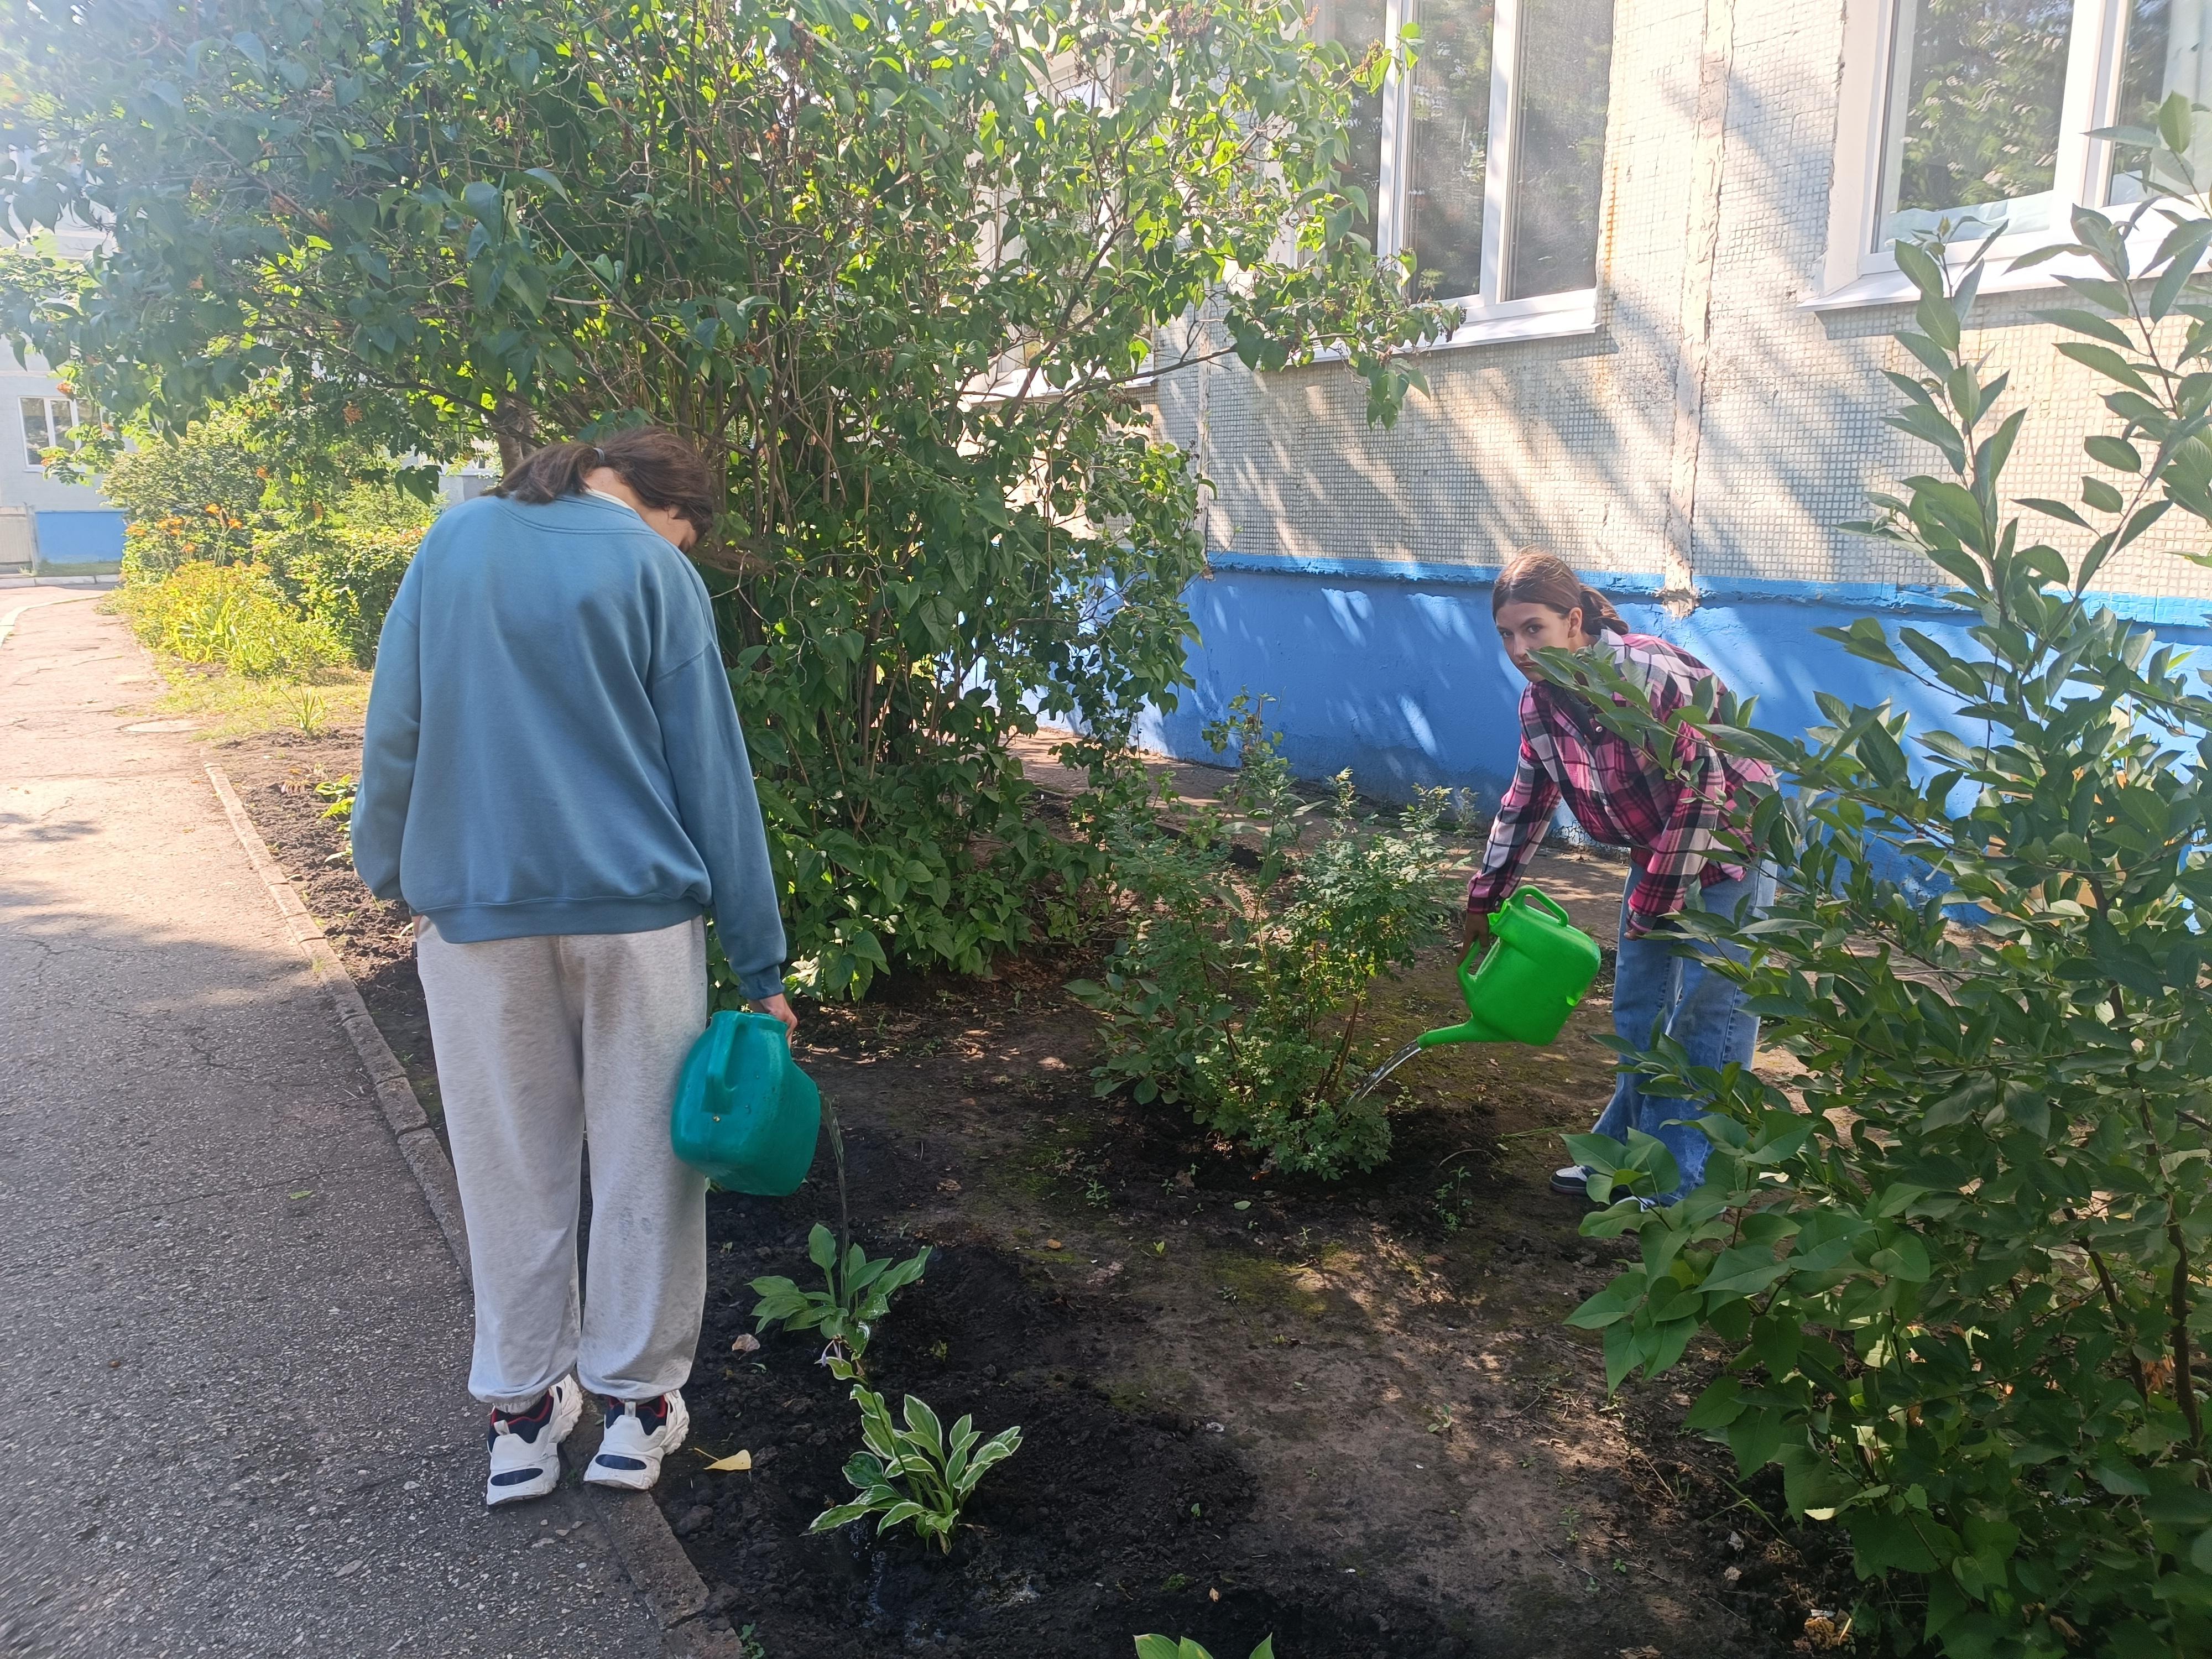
[1345,1039,1426,1105]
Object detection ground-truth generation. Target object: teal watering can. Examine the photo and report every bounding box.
[1350,887,1603,1100]
[669,1010,822,1195]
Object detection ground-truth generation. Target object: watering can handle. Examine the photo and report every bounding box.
[708,1010,740,1088]
[1514,888,1572,926]
[711,1008,793,1087]
[1455,886,1569,995]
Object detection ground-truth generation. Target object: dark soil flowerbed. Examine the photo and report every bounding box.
[676,1225,1469,1657]
[223,721,1863,1659]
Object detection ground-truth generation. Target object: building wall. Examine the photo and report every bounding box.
[0,345,123,567]
[1146,0,2212,799]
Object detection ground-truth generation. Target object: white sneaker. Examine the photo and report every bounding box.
[484,1375,582,1507]
[585,1390,690,1491]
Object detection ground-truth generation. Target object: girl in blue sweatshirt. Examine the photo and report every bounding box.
[356,426,791,1506]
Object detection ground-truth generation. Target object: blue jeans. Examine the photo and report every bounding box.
[1589,861,1775,1201]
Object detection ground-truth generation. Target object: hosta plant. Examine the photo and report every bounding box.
[748,1224,929,1381]
[1552,115,2212,1659]
[808,1386,1021,1554]
[1134,1639,1276,1659]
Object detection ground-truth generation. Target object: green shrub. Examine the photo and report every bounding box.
[105,398,432,650]
[106,405,268,581]
[1553,163,2212,1655]
[1069,700,1452,1177]
[277,519,421,666]
[259,486,432,666]
[115,561,346,677]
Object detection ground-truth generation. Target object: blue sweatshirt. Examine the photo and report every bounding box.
[353,490,788,1001]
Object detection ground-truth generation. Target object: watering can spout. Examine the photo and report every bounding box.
[1413,887,1602,1051]
[1414,1006,1514,1050]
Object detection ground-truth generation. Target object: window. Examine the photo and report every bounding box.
[1821,0,2194,302]
[20,395,79,469]
[2109,0,2212,202]
[1879,0,2075,244]
[1317,0,1617,338]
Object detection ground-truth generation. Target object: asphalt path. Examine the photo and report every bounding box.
[0,594,669,1657]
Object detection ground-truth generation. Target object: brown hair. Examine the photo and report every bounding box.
[492,425,718,538]
[1490,547,1629,637]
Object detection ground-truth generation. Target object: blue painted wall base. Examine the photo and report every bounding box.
[34,509,126,567]
[1139,563,2212,808]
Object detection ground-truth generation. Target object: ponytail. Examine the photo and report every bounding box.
[492,440,603,504]
[492,425,719,538]
[1491,547,1627,637]
[1575,583,1629,636]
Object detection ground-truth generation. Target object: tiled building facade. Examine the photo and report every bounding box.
[1145,0,2212,796]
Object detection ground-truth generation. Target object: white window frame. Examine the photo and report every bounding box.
[1812,0,2160,309]
[1353,0,1608,348]
[20,394,79,470]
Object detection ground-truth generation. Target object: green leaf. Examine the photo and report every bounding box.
[2086,434,2142,473]
[461,180,504,226]
[809,1501,877,1532]
[522,166,571,202]
[2036,306,2135,348]
[1849,1507,1951,1574]
[1683,1376,1747,1431]
[1727,1407,1786,1476]
[2096,1460,2152,1496]
[1867,1232,1931,1283]
[1699,1243,1792,1300]
[2057,340,2155,395]
[1566,1273,1647,1330]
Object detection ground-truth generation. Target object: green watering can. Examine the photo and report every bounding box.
[1422,886,1603,1048]
[669,1010,822,1195]
[1350,886,1603,1100]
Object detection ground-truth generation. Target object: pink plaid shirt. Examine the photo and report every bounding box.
[1467,633,1771,935]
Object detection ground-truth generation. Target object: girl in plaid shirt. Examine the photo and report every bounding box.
[1466,550,1775,1203]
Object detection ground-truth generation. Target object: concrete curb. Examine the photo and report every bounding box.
[203,762,474,1276]
[204,760,745,1659]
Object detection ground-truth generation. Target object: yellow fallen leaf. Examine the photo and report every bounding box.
[702,1451,753,1473]
[1045,1239,1064,1250]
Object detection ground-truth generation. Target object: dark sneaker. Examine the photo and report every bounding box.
[485,1375,582,1507]
[585,1390,690,1492]
[1550,1164,1592,1196]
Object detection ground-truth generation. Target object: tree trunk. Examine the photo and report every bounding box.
[491,393,539,474]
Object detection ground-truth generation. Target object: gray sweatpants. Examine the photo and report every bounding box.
[415,916,709,1412]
